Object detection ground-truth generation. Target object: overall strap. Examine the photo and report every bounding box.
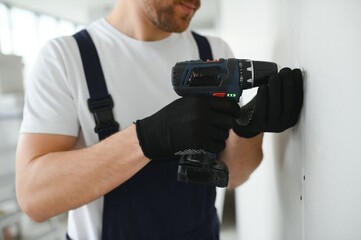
[73,29,119,141]
[191,31,213,61]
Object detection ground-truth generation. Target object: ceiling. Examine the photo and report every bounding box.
[0,0,218,29]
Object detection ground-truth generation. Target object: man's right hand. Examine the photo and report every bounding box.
[135,96,241,160]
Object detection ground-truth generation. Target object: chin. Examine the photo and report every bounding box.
[167,20,191,33]
[171,27,189,33]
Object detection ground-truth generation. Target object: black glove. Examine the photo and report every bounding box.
[136,96,241,160]
[233,68,304,138]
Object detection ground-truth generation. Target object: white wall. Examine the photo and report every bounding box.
[219,0,361,239]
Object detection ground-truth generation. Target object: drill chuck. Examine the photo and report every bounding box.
[239,60,278,90]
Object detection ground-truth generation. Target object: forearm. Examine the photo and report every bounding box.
[16,124,149,222]
[219,131,263,188]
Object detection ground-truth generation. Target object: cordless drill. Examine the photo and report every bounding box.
[171,58,277,187]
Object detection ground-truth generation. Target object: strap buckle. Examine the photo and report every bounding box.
[87,95,119,140]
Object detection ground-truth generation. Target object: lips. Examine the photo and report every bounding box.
[176,0,200,13]
[180,2,197,10]
[178,1,198,15]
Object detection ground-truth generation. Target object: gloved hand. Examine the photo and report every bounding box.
[136,96,241,160]
[233,68,304,138]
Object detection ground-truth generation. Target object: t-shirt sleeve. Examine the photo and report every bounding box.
[20,39,79,136]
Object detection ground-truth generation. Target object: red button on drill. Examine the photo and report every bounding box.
[213,92,226,97]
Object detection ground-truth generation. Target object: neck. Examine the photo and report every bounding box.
[106,0,171,41]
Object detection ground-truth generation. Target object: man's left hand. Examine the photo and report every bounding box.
[233,68,304,138]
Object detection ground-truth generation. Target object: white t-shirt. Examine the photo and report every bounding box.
[20,18,233,240]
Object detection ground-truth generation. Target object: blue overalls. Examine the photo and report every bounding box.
[73,30,219,240]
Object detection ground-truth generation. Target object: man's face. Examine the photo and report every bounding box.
[141,0,201,32]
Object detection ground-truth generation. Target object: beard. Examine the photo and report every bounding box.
[142,0,201,33]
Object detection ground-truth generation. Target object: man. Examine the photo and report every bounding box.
[16,0,302,239]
